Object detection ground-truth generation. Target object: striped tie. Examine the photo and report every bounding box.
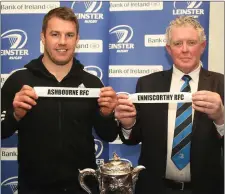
[171,75,192,170]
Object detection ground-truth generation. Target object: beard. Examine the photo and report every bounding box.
[45,47,74,66]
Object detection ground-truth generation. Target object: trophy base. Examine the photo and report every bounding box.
[101,189,133,194]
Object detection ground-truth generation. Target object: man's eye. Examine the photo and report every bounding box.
[67,34,74,38]
[173,42,182,46]
[51,33,58,37]
[188,40,197,46]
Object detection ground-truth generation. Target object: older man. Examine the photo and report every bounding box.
[115,16,224,194]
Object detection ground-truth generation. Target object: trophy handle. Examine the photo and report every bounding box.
[79,168,98,194]
[131,165,145,186]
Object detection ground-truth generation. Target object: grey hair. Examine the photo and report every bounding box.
[165,16,206,45]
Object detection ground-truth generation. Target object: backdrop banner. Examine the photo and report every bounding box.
[1,2,209,194]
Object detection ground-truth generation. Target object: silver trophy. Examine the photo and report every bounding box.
[79,153,145,194]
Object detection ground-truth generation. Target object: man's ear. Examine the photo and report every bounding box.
[166,44,172,56]
[76,34,80,45]
[200,40,206,54]
[41,32,45,45]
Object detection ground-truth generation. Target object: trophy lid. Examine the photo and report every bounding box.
[100,153,132,175]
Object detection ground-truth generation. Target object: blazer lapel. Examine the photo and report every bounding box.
[192,68,211,134]
[161,68,173,122]
[161,68,173,92]
[197,67,212,91]
[160,69,173,165]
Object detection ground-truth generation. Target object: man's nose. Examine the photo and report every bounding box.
[59,35,66,45]
[181,42,188,52]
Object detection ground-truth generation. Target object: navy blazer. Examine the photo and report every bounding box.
[119,68,224,194]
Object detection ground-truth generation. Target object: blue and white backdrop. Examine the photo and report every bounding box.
[1,1,209,194]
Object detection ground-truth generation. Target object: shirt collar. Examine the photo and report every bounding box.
[172,61,201,83]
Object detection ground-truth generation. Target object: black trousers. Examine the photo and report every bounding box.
[18,178,99,194]
[18,187,99,194]
[18,173,100,194]
[19,188,88,194]
[165,188,192,194]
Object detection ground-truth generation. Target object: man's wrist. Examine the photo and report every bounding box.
[213,121,224,137]
[99,108,114,117]
[214,106,224,125]
[120,119,136,130]
[214,115,224,125]
[13,112,21,122]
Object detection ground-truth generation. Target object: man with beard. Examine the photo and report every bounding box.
[1,7,119,194]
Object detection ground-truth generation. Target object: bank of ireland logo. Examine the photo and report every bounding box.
[84,66,103,80]
[71,1,103,24]
[1,29,29,60]
[1,176,18,194]
[109,25,134,53]
[173,1,204,18]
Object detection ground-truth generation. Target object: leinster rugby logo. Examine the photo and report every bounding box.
[1,29,27,49]
[109,25,134,53]
[71,1,103,23]
[1,176,18,194]
[173,1,204,17]
[84,66,103,80]
[1,29,29,60]
[174,1,202,9]
[94,139,103,158]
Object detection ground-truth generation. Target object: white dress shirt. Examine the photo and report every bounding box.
[122,64,224,182]
[166,64,199,182]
